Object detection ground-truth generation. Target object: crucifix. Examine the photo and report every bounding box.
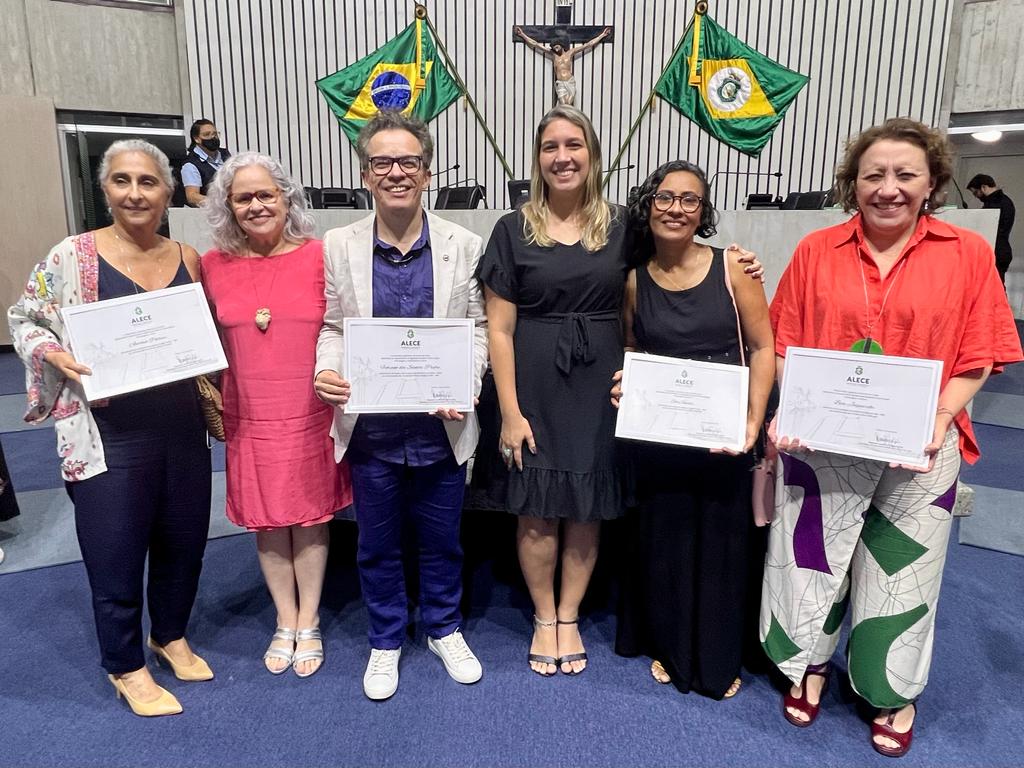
[513,0,613,106]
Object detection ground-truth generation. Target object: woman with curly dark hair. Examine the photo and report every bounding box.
[611,160,775,699]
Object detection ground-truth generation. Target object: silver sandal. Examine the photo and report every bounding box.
[263,627,296,675]
[292,627,324,679]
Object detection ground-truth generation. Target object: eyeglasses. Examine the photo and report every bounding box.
[367,155,424,175]
[229,189,280,207]
[652,192,703,213]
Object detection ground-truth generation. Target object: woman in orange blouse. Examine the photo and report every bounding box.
[761,118,1021,758]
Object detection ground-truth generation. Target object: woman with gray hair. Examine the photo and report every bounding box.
[9,138,213,716]
[201,152,351,678]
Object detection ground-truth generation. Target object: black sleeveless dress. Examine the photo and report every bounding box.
[475,209,629,521]
[615,248,754,699]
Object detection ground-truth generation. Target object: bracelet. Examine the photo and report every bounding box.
[936,406,956,418]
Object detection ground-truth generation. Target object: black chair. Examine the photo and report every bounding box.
[507,180,530,209]
[795,190,828,210]
[320,187,373,209]
[303,186,323,209]
[780,192,802,210]
[745,193,781,210]
[434,184,486,210]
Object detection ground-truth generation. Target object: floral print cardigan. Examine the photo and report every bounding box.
[7,232,106,481]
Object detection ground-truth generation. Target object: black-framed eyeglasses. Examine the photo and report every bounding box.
[368,155,424,175]
[652,192,703,213]
[229,189,280,207]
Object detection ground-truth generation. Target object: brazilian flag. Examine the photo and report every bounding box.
[655,11,809,156]
[316,19,462,143]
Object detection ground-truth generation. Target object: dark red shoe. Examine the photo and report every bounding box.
[782,663,831,727]
[871,704,916,758]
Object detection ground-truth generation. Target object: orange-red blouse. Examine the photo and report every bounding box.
[771,213,1022,463]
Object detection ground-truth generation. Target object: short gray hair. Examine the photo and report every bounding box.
[355,112,434,171]
[97,139,175,197]
[204,152,316,253]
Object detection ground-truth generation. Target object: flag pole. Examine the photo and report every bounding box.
[604,3,704,189]
[417,4,514,179]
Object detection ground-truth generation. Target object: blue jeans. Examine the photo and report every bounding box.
[348,450,467,648]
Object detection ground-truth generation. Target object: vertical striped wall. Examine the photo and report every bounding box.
[181,0,954,210]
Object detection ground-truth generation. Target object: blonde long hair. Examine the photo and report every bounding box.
[520,105,612,251]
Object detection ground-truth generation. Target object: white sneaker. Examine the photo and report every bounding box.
[428,630,482,684]
[363,648,401,700]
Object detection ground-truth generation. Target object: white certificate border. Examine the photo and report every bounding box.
[615,350,750,452]
[777,346,943,466]
[60,282,228,402]
[343,317,476,414]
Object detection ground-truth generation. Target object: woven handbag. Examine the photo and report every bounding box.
[195,374,225,441]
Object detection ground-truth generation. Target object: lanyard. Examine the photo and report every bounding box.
[853,254,906,355]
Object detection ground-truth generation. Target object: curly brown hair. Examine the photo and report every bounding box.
[833,118,953,214]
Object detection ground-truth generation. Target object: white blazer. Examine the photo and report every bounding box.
[316,211,488,465]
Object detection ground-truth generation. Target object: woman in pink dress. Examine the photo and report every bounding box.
[201,152,351,678]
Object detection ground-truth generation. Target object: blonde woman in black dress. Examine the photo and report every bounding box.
[479,106,628,675]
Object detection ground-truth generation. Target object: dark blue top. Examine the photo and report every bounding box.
[348,215,451,466]
[92,249,203,434]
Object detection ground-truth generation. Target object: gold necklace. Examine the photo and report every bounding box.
[652,249,709,292]
[114,229,167,291]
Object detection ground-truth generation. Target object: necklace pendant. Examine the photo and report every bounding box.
[850,337,883,354]
[255,307,271,332]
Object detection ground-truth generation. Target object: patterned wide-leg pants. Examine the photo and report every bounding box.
[759,428,960,708]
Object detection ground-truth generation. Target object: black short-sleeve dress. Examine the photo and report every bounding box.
[475,208,629,521]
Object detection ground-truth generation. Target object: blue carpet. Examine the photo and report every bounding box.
[0,352,26,395]
[960,423,1024,492]
[0,520,1022,767]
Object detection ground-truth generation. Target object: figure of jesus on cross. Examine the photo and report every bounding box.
[515,25,612,106]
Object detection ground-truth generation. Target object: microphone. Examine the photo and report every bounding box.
[949,177,969,209]
[427,176,480,193]
[708,170,783,189]
[431,163,461,178]
[604,163,636,176]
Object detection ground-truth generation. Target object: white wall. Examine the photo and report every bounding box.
[953,0,1024,114]
[180,0,956,210]
[1,0,181,114]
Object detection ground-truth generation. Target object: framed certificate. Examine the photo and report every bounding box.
[60,282,228,402]
[615,351,750,451]
[777,347,943,466]
[343,317,475,414]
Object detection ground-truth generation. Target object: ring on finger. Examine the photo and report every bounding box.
[502,446,513,458]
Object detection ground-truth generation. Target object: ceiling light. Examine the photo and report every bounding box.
[971,130,1003,143]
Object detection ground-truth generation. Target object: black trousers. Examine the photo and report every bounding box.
[68,413,211,675]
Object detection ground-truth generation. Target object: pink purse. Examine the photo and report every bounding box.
[721,249,775,527]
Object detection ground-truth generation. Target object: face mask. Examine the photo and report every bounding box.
[201,137,221,153]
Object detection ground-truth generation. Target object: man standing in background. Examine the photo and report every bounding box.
[967,173,1015,284]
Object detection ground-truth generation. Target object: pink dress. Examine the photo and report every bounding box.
[201,239,351,530]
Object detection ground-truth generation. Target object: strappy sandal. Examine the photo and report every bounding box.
[871,703,916,758]
[528,615,558,676]
[292,627,324,679]
[263,627,296,675]
[651,659,671,684]
[556,618,588,675]
[783,662,830,727]
[724,677,743,699]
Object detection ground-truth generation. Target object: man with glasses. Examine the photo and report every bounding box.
[314,111,488,700]
[181,119,230,207]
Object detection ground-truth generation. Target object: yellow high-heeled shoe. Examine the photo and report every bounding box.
[147,637,214,682]
[108,674,182,717]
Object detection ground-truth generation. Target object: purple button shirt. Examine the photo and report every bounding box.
[348,214,452,466]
